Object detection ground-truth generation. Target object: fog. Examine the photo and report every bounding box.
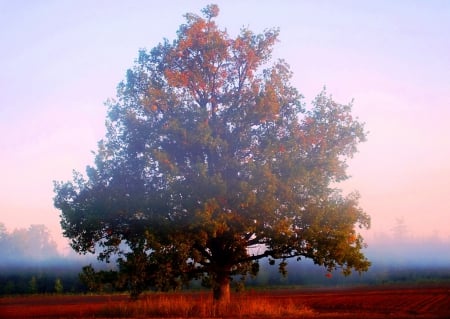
[1,222,449,295]
[366,236,450,268]
[1,222,448,270]
[0,223,98,269]
[365,217,450,268]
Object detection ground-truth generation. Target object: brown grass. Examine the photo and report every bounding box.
[2,286,450,318]
[97,292,314,317]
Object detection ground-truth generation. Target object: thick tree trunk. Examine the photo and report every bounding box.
[213,273,230,305]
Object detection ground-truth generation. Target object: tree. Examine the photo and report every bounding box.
[54,278,64,294]
[0,224,59,264]
[53,4,370,303]
[28,276,38,294]
[391,217,408,241]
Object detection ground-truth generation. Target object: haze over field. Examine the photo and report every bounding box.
[1,222,449,269]
[1,0,449,258]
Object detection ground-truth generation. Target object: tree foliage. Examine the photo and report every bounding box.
[54,5,370,301]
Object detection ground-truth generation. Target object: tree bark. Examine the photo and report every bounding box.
[213,272,230,305]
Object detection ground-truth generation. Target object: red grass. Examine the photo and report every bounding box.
[1,285,449,318]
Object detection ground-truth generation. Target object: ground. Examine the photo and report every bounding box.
[1,285,449,318]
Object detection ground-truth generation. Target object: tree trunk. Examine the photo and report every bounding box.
[213,273,230,305]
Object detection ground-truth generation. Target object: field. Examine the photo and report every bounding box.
[1,285,449,318]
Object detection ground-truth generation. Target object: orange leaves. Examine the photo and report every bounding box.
[162,9,281,114]
[143,86,172,113]
[153,150,176,172]
[232,28,279,81]
[233,36,258,78]
[201,4,219,19]
[165,16,229,108]
[255,84,280,123]
[165,69,190,88]
[299,115,327,150]
[143,102,158,113]
[152,6,282,125]
[347,233,357,245]
[304,117,315,126]
[249,61,294,125]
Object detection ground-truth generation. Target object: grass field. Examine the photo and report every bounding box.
[1,285,449,318]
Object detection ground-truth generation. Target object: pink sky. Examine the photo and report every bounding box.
[1,1,449,252]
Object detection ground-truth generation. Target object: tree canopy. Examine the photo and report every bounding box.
[54,4,370,302]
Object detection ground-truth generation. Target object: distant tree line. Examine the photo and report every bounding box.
[0,269,84,295]
[0,223,60,264]
[0,223,85,294]
[1,258,449,295]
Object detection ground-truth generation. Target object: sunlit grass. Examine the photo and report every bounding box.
[97,291,314,317]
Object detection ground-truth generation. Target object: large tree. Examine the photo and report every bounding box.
[54,5,370,303]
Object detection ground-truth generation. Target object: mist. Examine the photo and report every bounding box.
[0,223,98,269]
[366,236,450,268]
[246,235,450,288]
[365,217,450,268]
[1,222,449,295]
[2,222,449,268]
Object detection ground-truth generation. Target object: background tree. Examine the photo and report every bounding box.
[54,4,370,303]
[54,278,64,294]
[28,276,38,294]
[0,224,59,264]
[391,217,408,241]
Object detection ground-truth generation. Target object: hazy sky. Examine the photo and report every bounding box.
[1,1,449,252]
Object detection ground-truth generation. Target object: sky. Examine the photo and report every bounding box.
[1,0,449,253]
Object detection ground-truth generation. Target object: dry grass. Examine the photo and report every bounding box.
[3,286,450,318]
[97,292,315,318]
